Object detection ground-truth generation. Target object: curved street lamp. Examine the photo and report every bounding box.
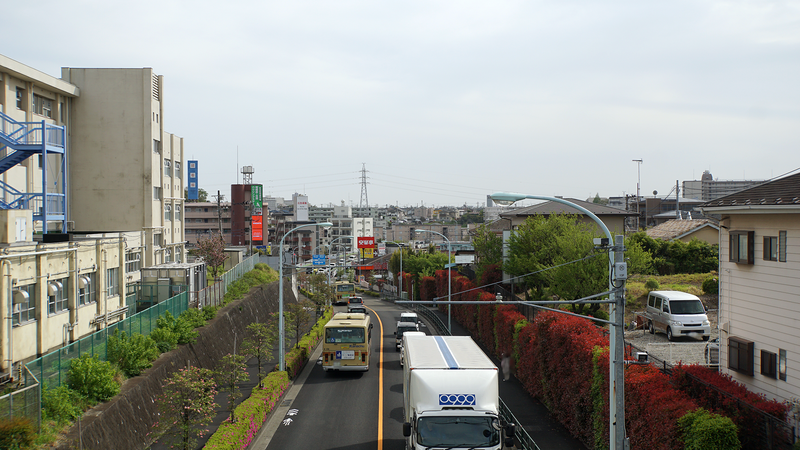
[415,229,452,334]
[490,192,625,449]
[279,222,332,371]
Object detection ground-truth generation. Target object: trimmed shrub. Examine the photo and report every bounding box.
[42,384,88,423]
[107,329,160,377]
[679,408,741,450]
[156,311,198,345]
[702,276,719,295]
[149,326,178,353]
[0,416,35,449]
[179,307,207,329]
[644,278,660,292]
[67,353,120,403]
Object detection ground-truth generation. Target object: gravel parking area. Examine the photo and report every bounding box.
[625,309,719,367]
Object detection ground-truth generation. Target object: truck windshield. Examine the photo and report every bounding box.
[670,300,705,314]
[417,416,499,448]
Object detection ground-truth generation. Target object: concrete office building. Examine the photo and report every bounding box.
[0,54,187,379]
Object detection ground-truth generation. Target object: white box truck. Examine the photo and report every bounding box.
[402,335,515,449]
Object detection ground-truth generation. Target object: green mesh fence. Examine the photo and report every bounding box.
[25,290,188,390]
[0,366,41,430]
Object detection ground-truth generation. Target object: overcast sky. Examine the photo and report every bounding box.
[6,0,799,207]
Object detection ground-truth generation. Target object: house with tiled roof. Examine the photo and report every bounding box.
[645,218,719,245]
[699,170,800,407]
[498,197,636,235]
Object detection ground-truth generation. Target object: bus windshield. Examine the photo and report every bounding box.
[326,327,365,344]
[417,416,500,447]
[336,284,355,293]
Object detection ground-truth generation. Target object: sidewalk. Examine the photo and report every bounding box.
[426,307,588,450]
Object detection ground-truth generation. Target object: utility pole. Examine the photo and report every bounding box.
[632,159,642,230]
[213,190,225,235]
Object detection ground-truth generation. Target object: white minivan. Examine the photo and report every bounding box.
[645,290,711,341]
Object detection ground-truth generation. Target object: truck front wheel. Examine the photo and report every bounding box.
[667,327,674,341]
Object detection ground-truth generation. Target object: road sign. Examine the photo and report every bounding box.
[312,255,326,266]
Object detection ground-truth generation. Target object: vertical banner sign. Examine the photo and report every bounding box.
[358,237,375,259]
[252,215,263,241]
[188,160,199,200]
[251,184,263,215]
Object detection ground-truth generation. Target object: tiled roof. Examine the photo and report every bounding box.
[501,197,635,217]
[646,219,717,241]
[701,172,800,208]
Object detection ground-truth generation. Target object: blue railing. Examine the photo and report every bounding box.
[0,110,65,150]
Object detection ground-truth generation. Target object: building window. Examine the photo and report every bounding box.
[175,204,182,221]
[779,349,787,381]
[78,273,95,306]
[154,187,161,200]
[154,233,162,248]
[165,249,172,263]
[779,231,787,262]
[764,236,778,261]
[728,336,754,376]
[165,204,172,221]
[175,161,181,178]
[761,350,777,379]
[107,267,120,297]
[125,251,141,273]
[153,139,160,154]
[164,160,171,177]
[32,94,53,118]
[47,280,67,315]
[729,231,754,264]
[16,87,25,109]
[12,284,36,326]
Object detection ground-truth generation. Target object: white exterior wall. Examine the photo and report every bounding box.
[719,213,800,404]
[62,67,185,267]
[0,237,129,371]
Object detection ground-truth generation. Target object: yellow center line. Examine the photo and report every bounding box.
[368,305,384,450]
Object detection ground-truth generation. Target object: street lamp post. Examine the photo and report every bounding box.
[279,222,332,372]
[415,229,451,334]
[490,192,625,450]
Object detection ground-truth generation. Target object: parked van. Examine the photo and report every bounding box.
[644,290,711,341]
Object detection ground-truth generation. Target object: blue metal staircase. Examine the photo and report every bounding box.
[0,110,67,233]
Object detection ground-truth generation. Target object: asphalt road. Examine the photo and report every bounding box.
[256,298,411,450]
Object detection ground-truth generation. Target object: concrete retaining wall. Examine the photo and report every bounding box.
[56,281,296,450]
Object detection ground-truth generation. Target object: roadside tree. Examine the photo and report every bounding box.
[214,353,249,423]
[153,366,218,450]
[242,318,278,387]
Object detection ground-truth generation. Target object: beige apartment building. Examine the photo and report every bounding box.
[0,54,186,379]
[700,172,800,408]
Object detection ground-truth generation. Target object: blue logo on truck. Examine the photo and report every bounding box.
[439,394,476,406]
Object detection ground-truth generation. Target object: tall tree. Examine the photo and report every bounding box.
[154,366,218,450]
[241,318,278,387]
[214,353,249,423]
[284,300,314,348]
[471,224,503,283]
[195,233,227,280]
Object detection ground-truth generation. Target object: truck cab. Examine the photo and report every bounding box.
[402,335,515,449]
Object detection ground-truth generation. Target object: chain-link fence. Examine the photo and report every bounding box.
[26,290,189,391]
[0,366,40,430]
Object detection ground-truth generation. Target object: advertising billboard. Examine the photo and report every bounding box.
[187,160,198,200]
[357,237,375,248]
[252,215,263,241]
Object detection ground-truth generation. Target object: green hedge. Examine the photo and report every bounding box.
[283,307,333,379]
[202,371,290,450]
